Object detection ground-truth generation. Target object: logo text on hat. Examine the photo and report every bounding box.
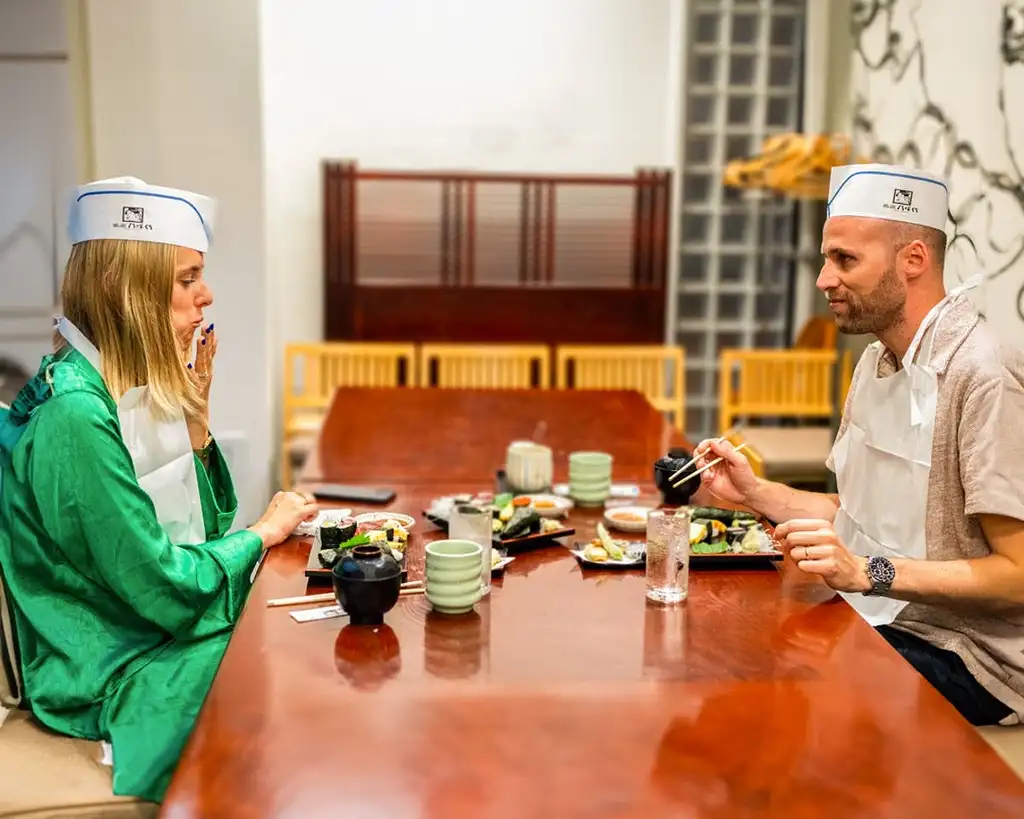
[113,206,153,232]
[883,188,918,214]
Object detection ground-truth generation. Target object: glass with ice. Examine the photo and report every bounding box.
[450,504,494,596]
[645,508,690,604]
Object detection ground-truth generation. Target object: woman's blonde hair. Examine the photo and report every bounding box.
[55,239,202,418]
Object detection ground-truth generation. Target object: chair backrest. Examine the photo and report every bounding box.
[723,428,766,478]
[839,348,854,407]
[0,569,22,709]
[793,316,837,350]
[418,344,550,389]
[0,359,28,410]
[0,401,21,708]
[555,344,685,430]
[718,348,838,432]
[282,342,416,432]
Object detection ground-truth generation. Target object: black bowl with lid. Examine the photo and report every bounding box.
[332,544,403,626]
[654,447,700,506]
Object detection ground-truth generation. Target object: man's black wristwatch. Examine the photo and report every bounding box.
[863,555,896,596]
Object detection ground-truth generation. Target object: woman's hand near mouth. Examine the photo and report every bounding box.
[185,322,216,451]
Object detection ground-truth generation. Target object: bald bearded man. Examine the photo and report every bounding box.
[697,163,1024,727]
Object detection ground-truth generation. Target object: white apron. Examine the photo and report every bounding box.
[830,278,980,627]
[55,318,206,545]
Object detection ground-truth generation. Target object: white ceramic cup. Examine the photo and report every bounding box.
[505,442,553,493]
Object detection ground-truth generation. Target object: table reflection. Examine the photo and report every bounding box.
[648,681,814,814]
[643,600,688,679]
[424,601,490,680]
[334,624,402,691]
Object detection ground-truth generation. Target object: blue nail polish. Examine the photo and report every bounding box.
[207,323,214,332]
[201,339,206,345]
[187,363,193,369]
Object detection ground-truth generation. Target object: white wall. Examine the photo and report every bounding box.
[85,0,269,525]
[260,0,680,349]
[851,0,1024,344]
[797,0,872,361]
[76,0,681,502]
[0,0,78,378]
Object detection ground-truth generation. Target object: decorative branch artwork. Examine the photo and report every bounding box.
[851,0,1024,329]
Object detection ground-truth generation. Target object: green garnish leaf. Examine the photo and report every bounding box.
[692,541,728,554]
[337,534,371,551]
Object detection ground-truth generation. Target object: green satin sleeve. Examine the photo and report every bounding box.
[29,391,262,640]
[194,440,242,540]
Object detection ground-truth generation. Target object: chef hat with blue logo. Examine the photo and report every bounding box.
[68,177,216,253]
[826,163,949,233]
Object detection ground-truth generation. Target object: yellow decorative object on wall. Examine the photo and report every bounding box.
[722,133,868,200]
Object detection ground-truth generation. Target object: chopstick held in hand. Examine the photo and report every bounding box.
[668,424,742,483]
[673,442,749,488]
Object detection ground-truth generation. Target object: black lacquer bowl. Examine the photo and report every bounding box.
[654,448,701,507]
[331,544,402,626]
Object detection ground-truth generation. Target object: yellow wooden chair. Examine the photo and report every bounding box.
[978,725,1024,780]
[718,426,766,478]
[418,344,550,389]
[839,348,854,408]
[793,316,837,350]
[281,342,416,486]
[555,345,685,430]
[718,349,841,484]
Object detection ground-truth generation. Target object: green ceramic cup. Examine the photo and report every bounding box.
[570,484,612,505]
[425,540,484,615]
[569,451,613,471]
[568,451,613,505]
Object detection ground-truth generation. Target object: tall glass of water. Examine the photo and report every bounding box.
[450,504,493,596]
[645,508,690,604]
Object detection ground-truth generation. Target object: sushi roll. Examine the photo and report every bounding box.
[319,520,343,549]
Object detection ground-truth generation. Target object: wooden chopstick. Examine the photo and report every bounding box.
[667,425,742,482]
[672,443,748,488]
[267,580,424,608]
[267,592,334,608]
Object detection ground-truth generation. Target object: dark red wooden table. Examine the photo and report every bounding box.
[161,389,1024,818]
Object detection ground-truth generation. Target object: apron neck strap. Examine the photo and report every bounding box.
[54,317,102,373]
[901,275,982,369]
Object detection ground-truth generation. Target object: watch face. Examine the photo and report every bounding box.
[869,556,896,584]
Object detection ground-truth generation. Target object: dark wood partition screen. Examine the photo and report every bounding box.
[323,161,672,344]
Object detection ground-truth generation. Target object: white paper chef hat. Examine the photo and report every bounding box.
[68,177,216,252]
[826,163,949,233]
